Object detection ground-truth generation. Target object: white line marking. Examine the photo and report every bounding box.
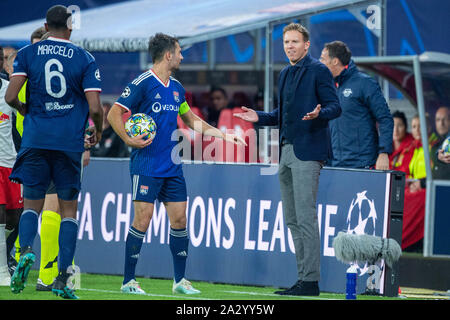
[78,287,216,300]
[77,287,337,300]
[220,290,337,300]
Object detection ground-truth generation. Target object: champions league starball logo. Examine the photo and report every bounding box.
[346,191,377,237]
[345,190,378,276]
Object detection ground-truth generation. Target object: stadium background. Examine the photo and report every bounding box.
[1,0,449,298]
[2,0,449,98]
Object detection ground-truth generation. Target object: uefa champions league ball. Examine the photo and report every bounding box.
[442,136,450,155]
[125,113,157,141]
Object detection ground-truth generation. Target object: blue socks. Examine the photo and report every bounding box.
[18,209,39,250]
[19,211,79,275]
[123,226,189,285]
[58,218,79,273]
[169,227,189,283]
[123,226,145,285]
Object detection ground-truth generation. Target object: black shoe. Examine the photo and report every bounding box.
[274,280,302,295]
[287,281,320,296]
[52,271,79,299]
[7,255,17,277]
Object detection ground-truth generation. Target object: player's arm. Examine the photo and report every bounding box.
[107,104,152,149]
[84,91,104,148]
[5,75,27,115]
[180,108,246,146]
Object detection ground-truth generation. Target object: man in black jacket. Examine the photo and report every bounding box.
[320,41,393,170]
[235,23,341,296]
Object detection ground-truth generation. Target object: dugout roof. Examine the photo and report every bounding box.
[0,0,377,51]
[355,51,450,110]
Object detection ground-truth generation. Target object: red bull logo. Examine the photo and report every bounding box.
[0,112,10,124]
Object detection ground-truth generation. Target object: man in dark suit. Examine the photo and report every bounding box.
[234,23,341,296]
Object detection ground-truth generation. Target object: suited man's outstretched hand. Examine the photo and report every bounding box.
[233,106,259,123]
[302,104,321,120]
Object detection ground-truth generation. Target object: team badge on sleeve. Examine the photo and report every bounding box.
[122,86,131,98]
[95,69,101,81]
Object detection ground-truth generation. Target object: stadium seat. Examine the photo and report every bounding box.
[231,107,258,163]
[195,91,211,110]
[202,109,229,162]
[232,91,251,108]
[202,108,258,163]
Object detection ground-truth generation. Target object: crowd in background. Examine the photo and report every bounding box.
[389,107,450,252]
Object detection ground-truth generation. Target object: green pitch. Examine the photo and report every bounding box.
[0,270,410,300]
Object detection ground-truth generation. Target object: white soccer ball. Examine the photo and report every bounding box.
[124,113,157,141]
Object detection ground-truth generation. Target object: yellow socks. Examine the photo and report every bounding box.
[39,210,61,285]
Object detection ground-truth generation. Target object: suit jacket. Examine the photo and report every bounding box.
[256,54,341,161]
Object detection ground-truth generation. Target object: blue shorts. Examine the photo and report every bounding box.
[131,174,187,203]
[9,148,83,201]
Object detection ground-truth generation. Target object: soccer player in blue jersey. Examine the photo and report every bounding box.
[107,33,246,295]
[5,5,103,299]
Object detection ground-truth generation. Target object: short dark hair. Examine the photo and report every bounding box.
[148,33,179,63]
[392,110,408,131]
[210,86,227,98]
[30,26,46,43]
[324,41,352,66]
[283,23,309,42]
[46,5,71,30]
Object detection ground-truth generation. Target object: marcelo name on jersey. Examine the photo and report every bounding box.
[12,36,102,153]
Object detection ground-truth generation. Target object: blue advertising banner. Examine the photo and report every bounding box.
[33,159,392,294]
[433,184,450,256]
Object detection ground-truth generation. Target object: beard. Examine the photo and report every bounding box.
[288,48,308,64]
[169,61,181,74]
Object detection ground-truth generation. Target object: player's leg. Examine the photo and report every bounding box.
[37,189,61,291]
[10,197,45,294]
[0,204,10,286]
[166,201,199,294]
[120,200,153,294]
[121,174,161,294]
[9,148,50,294]
[165,201,188,283]
[1,174,24,283]
[0,167,11,285]
[2,177,22,276]
[49,150,83,299]
[50,197,78,299]
[161,176,199,294]
[5,208,21,276]
[0,167,23,280]
[13,234,19,264]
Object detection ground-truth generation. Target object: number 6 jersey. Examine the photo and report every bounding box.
[12,36,101,152]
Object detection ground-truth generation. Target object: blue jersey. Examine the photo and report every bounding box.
[12,37,101,152]
[116,69,190,177]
